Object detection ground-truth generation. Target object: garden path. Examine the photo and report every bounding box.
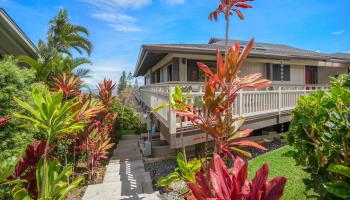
[82,135,159,200]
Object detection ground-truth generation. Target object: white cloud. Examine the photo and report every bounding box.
[332,29,345,35]
[92,12,136,22]
[82,58,134,88]
[82,0,151,9]
[109,24,142,32]
[160,0,185,5]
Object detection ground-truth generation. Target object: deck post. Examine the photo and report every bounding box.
[168,86,176,135]
[239,92,243,115]
[278,86,282,122]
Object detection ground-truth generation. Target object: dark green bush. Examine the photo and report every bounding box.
[0,57,39,157]
[287,74,350,199]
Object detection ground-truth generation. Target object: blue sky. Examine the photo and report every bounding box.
[1,0,349,88]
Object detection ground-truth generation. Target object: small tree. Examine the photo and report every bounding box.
[209,0,253,47]
[14,87,84,198]
[117,71,127,94]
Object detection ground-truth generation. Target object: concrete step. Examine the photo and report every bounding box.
[141,172,154,194]
[83,182,122,200]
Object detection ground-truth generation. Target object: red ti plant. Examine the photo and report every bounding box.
[79,127,114,180]
[187,153,287,200]
[51,73,83,98]
[8,140,55,197]
[209,0,253,46]
[173,39,271,159]
[98,78,117,109]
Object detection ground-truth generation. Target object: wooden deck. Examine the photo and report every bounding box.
[136,83,328,148]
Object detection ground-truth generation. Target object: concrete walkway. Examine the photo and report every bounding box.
[83,135,159,200]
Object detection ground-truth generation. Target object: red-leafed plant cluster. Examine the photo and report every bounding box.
[71,78,117,180]
[51,73,83,98]
[173,39,270,159]
[9,140,55,197]
[98,78,117,108]
[187,154,287,200]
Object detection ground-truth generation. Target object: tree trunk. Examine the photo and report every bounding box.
[225,14,229,49]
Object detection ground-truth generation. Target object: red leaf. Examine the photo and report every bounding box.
[235,3,253,8]
[228,129,253,141]
[230,140,267,151]
[187,182,209,200]
[241,79,272,89]
[250,163,270,199]
[239,73,262,85]
[197,62,214,76]
[237,38,255,67]
[173,109,199,120]
[264,176,287,200]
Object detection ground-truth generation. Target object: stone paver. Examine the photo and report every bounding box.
[83,135,159,200]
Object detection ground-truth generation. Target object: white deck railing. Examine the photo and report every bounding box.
[136,83,328,134]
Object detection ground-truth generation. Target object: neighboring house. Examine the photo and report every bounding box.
[135,39,350,149]
[0,8,37,59]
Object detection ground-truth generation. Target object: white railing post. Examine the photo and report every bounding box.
[168,86,176,134]
[239,92,243,115]
[278,86,282,115]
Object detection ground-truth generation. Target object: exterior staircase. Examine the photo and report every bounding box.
[83,135,159,200]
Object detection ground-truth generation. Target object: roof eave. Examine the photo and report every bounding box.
[0,8,38,58]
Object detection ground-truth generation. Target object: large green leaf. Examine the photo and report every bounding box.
[324,181,350,199]
[327,164,350,178]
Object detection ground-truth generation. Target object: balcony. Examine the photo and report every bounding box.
[136,82,328,148]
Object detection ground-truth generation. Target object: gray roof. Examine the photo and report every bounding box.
[331,53,350,60]
[135,38,350,76]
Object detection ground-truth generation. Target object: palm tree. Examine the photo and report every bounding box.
[48,9,93,56]
[19,42,92,81]
[209,0,253,47]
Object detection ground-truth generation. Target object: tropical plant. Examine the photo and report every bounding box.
[51,73,84,98]
[323,164,350,199]
[8,160,82,200]
[0,155,21,182]
[156,152,202,189]
[13,87,84,198]
[98,78,117,109]
[287,74,350,198]
[157,39,270,159]
[48,9,92,56]
[187,153,287,200]
[209,0,254,46]
[7,140,55,197]
[79,127,114,180]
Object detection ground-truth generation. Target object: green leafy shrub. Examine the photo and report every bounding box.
[287,74,350,198]
[0,57,39,157]
[156,152,202,190]
[111,99,145,137]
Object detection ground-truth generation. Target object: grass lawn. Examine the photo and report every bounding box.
[248,146,316,200]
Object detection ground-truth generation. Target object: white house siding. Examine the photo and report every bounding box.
[318,66,347,84]
[239,62,266,77]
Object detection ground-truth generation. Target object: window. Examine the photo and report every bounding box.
[266,64,290,81]
[156,69,160,83]
[187,60,216,82]
[167,64,173,81]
